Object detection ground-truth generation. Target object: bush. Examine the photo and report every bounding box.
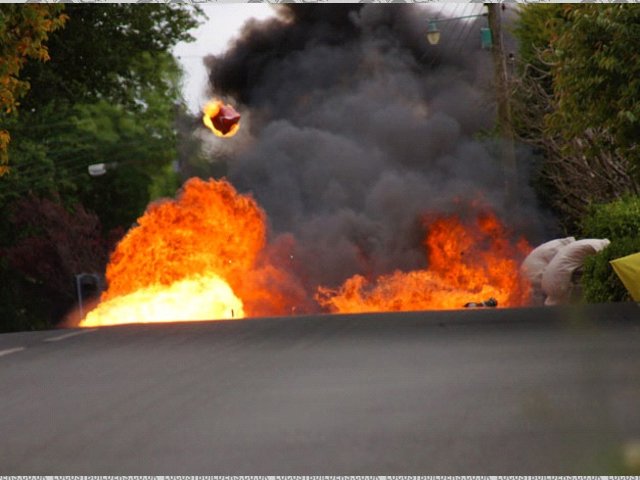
[581,195,640,239]
[582,237,640,302]
[580,196,640,303]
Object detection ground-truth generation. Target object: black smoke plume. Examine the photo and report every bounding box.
[202,4,548,300]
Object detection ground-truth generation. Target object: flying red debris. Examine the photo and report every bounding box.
[203,100,241,137]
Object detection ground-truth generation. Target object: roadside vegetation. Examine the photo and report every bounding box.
[511,4,640,304]
[0,4,204,331]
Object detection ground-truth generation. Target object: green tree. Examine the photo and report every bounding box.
[0,4,67,174]
[510,5,567,140]
[1,52,185,229]
[20,4,201,110]
[548,6,640,153]
[1,5,202,225]
[0,5,204,332]
[511,5,640,227]
[580,196,640,303]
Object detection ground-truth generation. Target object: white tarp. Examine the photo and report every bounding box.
[541,238,610,305]
[521,237,576,289]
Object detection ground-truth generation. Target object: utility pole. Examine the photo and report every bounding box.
[486,3,517,206]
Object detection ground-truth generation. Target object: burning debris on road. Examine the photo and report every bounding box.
[464,297,498,308]
[316,209,530,313]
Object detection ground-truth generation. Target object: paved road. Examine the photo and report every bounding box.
[1,303,639,474]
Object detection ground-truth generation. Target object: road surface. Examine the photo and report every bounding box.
[1,303,639,474]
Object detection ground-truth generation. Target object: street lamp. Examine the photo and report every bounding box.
[426,12,490,48]
[426,20,440,46]
[88,162,118,177]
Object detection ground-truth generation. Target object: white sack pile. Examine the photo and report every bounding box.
[521,237,610,305]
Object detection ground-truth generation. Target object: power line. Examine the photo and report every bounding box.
[0,158,146,201]
[7,135,175,167]
[1,139,175,189]
[439,4,473,61]
[449,9,484,56]
[460,16,484,52]
[0,172,88,201]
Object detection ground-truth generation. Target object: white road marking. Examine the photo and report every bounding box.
[0,347,25,358]
[44,328,98,343]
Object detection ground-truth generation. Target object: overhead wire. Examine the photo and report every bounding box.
[2,162,91,194]
[460,23,481,52]
[4,112,157,133]
[442,4,475,61]
[1,114,185,198]
[1,171,93,201]
[4,135,174,176]
[3,134,178,185]
[447,5,485,56]
[444,4,488,59]
[461,6,489,51]
[2,132,186,201]
[0,156,147,201]
[5,102,197,132]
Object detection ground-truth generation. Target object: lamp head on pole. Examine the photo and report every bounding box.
[88,162,118,177]
[426,20,440,46]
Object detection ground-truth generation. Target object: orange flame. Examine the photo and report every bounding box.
[203,99,241,138]
[80,177,301,327]
[316,209,532,313]
[80,176,532,327]
[81,275,243,327]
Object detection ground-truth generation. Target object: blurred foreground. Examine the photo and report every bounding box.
[1,303,639,474]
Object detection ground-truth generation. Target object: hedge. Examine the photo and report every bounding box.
[580,196,640,303]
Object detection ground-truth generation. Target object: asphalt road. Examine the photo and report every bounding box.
[1,303,640,474]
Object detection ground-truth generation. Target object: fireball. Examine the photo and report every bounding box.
[79,177,301,327]
[81,274,243,327]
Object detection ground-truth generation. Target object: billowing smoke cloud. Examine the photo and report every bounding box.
[202,4,549,298]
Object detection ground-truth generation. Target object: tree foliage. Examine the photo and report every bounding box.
[3,196,112,298]
[582,237,640,303]
[1,51,186,229]
[548,6,640,149]
[0,195,121,330]
[580,196,640,303]
[0,5,203,332]
[1,5,201,218]
[19,4,201,110]
[0,4,67,174]
[512,5,640,227]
